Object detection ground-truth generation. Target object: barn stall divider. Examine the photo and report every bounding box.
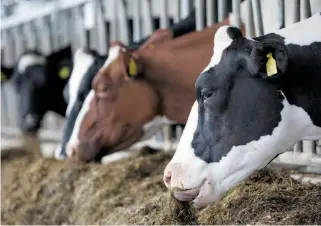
[1,0,320,173]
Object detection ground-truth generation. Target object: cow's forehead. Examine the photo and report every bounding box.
[69,49,95,96]
[66,49,95,116]
[101,45,122,69]
[17,54,46,74]
[202,26,235,73]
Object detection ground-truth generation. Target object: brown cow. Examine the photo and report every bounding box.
[67,18,244,161]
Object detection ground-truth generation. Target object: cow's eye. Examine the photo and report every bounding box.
[201,89,214,101]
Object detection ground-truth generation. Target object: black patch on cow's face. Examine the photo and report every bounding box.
[278,42,321,127]
[59,52,106,156]
[192,35,285,164]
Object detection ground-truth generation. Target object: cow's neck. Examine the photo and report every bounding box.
[138,20,230,123]
[278,42,321,128]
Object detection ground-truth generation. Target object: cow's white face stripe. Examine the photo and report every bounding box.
[66,46,121,156]
[203,25,233,72]
[66,90,95,157]
[102,46,122,69]
[66,49,95,116]
[18,54,46,74]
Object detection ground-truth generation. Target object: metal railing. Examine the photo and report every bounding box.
[1,0,320,172]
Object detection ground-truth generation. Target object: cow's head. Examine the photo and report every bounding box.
[66,43,171,161]
[12,49,72,134]
[55,48,106,160]
[163,25,318,208]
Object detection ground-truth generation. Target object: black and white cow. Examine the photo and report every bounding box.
[12,47,72,133]
[164,13,321,208]
[54,48,107,160]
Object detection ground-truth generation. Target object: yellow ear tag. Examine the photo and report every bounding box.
[59,66,70,79]
[266,52,278,76]
[129,58,137,76]
[149,44,155,49]
[1,72,8,82]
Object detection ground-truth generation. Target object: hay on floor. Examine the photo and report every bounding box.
[2,148,321,225]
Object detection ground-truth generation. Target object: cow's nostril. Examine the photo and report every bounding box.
[164,171,172,187]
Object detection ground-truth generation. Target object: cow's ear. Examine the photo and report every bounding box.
[247,41,288,80]
[123,52,143,78]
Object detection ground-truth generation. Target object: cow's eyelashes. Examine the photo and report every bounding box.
[101,87,108,92]
[96,85,109,93]
[201,88,215,101]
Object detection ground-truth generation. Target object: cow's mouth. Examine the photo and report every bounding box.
[94,127,144,161]
[172,179,206,202]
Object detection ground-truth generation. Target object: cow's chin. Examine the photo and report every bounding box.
[94,127,144,160]
[171,177,222,209]
[191,178,225,209]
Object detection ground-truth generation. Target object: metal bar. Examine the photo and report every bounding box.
[96,0,108,55]
[60,10,71,48]
[141,0,154,37]
[251,0,264,36]
[1,83,11,128]
[117,0,130,44]
[12,26,25,62]
[172,0,180,23]
[83,1,95,49]
[180,0,192,19]
[244,0,255,38]
[206,0,217,27]
[3,29,16,66]
[133,0,142,41]
[232,0,241,28]
[294,141,303,153]
[276,0,285,30]
[1,127,63,143]
[1,0,92,31]
[300,0,312,20]
[302,140,316,154]
[175,125,183,140]
[70,7,80,54]
[195,0,205,31]
[293,0,301,23]
[162,125,173,152]
[273,151,321,168]
[218,0,228,21]
[160,0,169,28]
[317,140,321,154]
